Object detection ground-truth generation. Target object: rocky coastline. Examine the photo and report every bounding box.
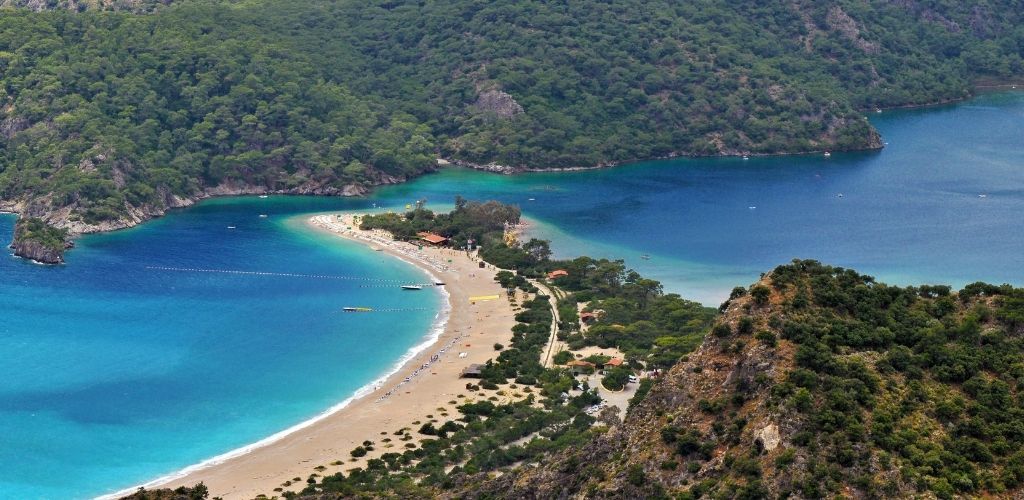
[3,174,406,263]
[9,237,74,264]
[446,134,886,175]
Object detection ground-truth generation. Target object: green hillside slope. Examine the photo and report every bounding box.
[477,260,1024,499]
[1,0,1022,248]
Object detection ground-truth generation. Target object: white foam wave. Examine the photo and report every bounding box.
[98,264,451,499]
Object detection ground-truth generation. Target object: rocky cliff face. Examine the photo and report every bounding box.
[473,89,525,119]
[9,238,71,264]
[9,217,73,264]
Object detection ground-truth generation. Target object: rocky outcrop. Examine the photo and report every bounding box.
[10,238,71,264]
[473,89,524,119]
[9,217,72,264]
[826,6,879,53]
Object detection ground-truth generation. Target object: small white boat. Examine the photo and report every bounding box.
[742,155,749,160]
[528,198,536,201]
[838,193,844,198]
[979,194,988,198]
[227,226,236,229]
[748,206,756,210]
[343,307,372,312]
[401,285,423,290]
[259,214,268,218]
[640,255,651,260]
[824,151,832,157]
[259,195,268,199]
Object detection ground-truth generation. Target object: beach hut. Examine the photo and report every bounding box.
[566,360,596,376]
[603,357,624,368]
[417,232,449,246]
[460,364,484,378]
[547,269,569,280]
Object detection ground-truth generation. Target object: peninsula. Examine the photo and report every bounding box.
[152,210,521,497]
[131,199,716,498]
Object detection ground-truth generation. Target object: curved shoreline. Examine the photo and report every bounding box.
[139,212,516,499]
[98,213,453,500]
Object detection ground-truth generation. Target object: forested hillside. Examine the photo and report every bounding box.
[476,261,1024,499]
[2,0,1023,250]
[0,0,167,12]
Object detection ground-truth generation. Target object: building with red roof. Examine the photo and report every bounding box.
[417,232,449,245]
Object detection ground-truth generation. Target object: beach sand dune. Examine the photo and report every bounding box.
[152,213,518,499]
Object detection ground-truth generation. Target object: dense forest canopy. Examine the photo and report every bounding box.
[1,0,1023,240]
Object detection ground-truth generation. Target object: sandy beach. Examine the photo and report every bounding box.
[154,213,520,499]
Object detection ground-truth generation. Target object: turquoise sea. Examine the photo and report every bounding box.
[1,91,1022,498]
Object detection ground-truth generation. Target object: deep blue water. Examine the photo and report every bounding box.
[374,91,1024,303]
[1,91,1022,498]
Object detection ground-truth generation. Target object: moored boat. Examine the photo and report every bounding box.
[401,285,423,290]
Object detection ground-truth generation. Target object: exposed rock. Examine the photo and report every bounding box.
[473,89,524,119]
[754,423,781,451]
[921,9,961,32]
[10,238,71,264]
[969,5,997,37]
[9,218,72,265]
[826,6,879,53]
[0,116,28,140]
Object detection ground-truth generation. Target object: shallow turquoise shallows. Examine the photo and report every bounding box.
[1,91,1023,498]
[0,205,443,499]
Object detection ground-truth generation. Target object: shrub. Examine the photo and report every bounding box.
[776,448,797,467]
[602,367,631,391]
[738,317,755,335]
[751,285,771,305]
[755,330,777,347]
[552,350,574,365]
[626,464,646,486]
[713,323,733,338]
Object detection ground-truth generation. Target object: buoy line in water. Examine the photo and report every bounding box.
[357,283,440,288]
[145,266,407,283]
[337,307,434,313]
[370,307,434,313]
